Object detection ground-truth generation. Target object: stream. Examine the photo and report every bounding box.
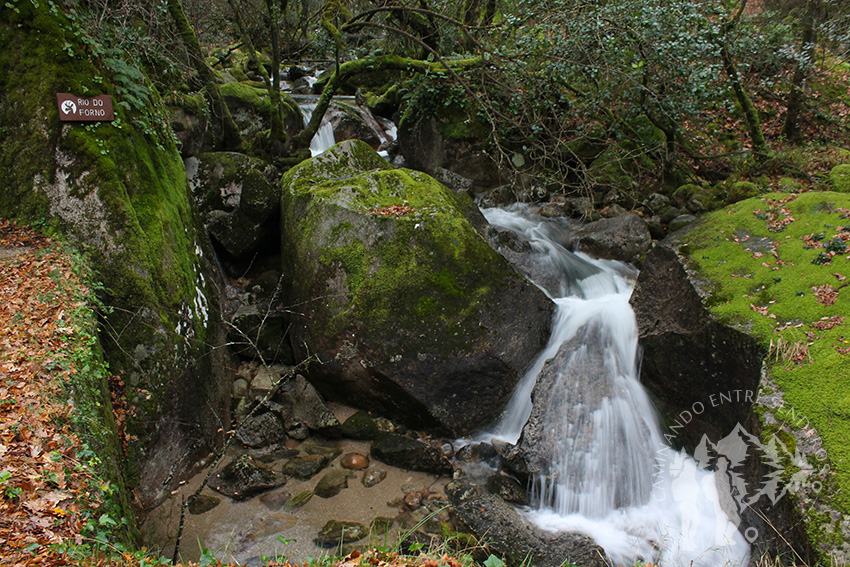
[481,206,750,567]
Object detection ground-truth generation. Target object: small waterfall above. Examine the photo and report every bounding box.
[482,205,750,567]
[299,103,336,156]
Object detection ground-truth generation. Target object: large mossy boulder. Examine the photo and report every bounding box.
[219,81,302,150]
[631,191,850,564]
[0,3,230,506]
[281,140,553,434]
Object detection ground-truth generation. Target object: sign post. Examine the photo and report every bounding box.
[56,93,115,122]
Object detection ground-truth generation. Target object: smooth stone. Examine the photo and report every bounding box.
[315,520,368,547]
[300,438,343,461]
[362,468,387,488]
[340,452,369,470]
[285,490,314,511]
[188,494,220,515]
[259,490,292,511]
[370,516,394,534]
[281,454,328,479]
[232,378,248,398]
[314,469,350,498]
[340,410,379,440]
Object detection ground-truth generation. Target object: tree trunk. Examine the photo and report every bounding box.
[165,0,241,151]
[720,44,766,155]
[782,2,818,144]
[265,0,286,152]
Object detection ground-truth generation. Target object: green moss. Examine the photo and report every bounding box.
[829,164,850,193]
[726,181,761,204]
[683,191,850,526]
[283,141,510,356]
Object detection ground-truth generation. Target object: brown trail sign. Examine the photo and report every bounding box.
[56,93,114,122]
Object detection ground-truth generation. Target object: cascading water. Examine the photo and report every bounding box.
[482,206,750,567]
[299,103,336,156]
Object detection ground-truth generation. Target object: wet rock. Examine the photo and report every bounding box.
[209,455,285,500]
[314,469,351,498]
[281,454,329,479]
[282,141,552,435]
[340,410,379,440]
[232,378,249,398]
[446,480,606,567]
[229,308,292,366]
[272,374,341,437]
[300,438,343,461]
[573,213,652,265]
[235,412,287,449]
[403,489,427,509]
[370,516,394,535]
[362,467,387,488]
[371,433,453,475]
[188,494,220,515]
[486,475,528,505]
[259,490,291,511]
[316,520,368,547]
[252,444,299,463]
[455,442,499,466]
[340,452,369,470]
[285,490,313,511]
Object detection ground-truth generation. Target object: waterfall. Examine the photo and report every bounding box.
[299,103,336,156]
[482,205,751,567]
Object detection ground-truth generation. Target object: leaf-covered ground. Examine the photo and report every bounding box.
[683,191,850,514]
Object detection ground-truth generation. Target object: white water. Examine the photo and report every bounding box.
[299,103,336,156]
[482,206,750,567]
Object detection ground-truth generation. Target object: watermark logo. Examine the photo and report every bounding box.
[654,389,825,549]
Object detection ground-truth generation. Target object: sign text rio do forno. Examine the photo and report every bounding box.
[56,93,114,122]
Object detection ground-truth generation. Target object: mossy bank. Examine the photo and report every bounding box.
[0,0,230,505]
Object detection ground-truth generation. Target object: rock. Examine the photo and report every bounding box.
[167,93,209,157]
[272,374,341,437]
[326,101,389,149]
[281,140,553,435]
[315,520,368,547]
[573,213,652,265]
[630,244,765,451]
[209,455,285,500]
[219,81,302,150]
[646,193,670,212]
[285,490,313,511]
[188,494,220,515]
[486,475,528,505]
[668,213,697,233]
[259,490,291,511]
[232,378,249,398]
[229,305,293,364]
[340,410,380,440]
[403,489,427,509]
[370,433,453,475]
[340,452,369,470]
[235,412,287,448]
[300,438,343,461]
[250,365,278,396]
[314,469,351,498]
[370,516,394,534]
[281,454,329,479]
[362,468,387,487]
[830,164,850,192]
[186,152,279,258]
[446,480,606,567]
[455,442,499,466]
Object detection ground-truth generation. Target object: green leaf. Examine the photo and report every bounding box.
[484,555,506,567]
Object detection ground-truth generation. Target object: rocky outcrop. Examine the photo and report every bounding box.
[0,2,230,508]
[572,213,652,265]
[630,244,764,452]
[187,152,279,258]
[446,480,606,567]
[281,140,553,435]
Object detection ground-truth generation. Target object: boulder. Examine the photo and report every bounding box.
[572,213,651,265]
[234,411,287,448]
[281,140,553,434]
[272,374,341,437]
[227,304,293,364]
[370,432,453,475]
[446,480,606,567]
[166,93,210,157]
[340,410,380,440]
[219,81,302,150]
[630,244,764,452]
[186,152,279,258]
[209,455,285,500]
[486,475,528,505]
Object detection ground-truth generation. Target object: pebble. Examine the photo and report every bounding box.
[361,467,387,488]
[340,452,369,470]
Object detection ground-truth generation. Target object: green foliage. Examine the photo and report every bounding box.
[830,164,850,193]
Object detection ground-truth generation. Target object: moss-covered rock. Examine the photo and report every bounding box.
[726,180,761,204]
[165,92,210,157]
[219,81,302,151]
[281,140,553,434]
[830,164,850,193]
[0,1,230,506]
